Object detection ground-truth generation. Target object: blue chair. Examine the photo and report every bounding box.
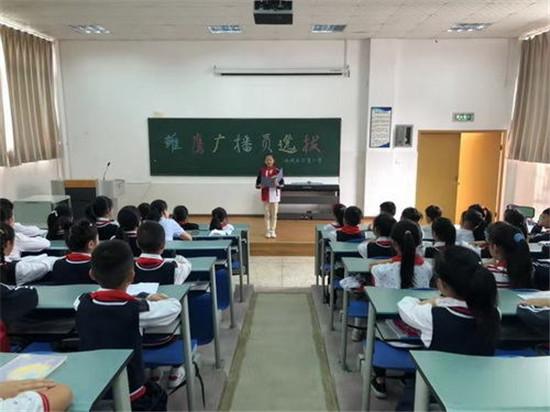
[21,341,55,353]
[372,340,417,372]
[188,292,214,345]
[495,348,539,357]
[215,268,231,311]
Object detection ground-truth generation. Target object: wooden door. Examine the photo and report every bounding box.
[455,132,504,221]
[416,132,461,223]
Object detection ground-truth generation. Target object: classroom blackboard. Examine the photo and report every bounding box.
[148,118,341,176]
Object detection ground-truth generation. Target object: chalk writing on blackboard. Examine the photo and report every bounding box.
[262,134,273,152]
[278,134,298,154]
[233,134,253,153]
[163,133,182,153]
[212,134,225,153]
[303,134,321,153]
[192,133,205,155]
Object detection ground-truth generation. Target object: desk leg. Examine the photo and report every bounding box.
[244,230,250,285]
[321,239,326,288]
[210,266,222,369]
[238,235,244,303]
[340,288,349,371]
[112,366,131,411]
[228,250,236,328]
[181,294,196,411]
[329,250,335,331]
[315,229,320,286]
[361,302,376,411]
[413,371,429,411]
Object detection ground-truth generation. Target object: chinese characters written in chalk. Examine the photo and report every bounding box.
[169,132,324,157]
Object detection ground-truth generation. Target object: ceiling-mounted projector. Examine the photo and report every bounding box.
[254,1,293,25]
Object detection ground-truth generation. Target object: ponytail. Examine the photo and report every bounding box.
[332,203,346,227]
[210,207,228,231]
[115,206,140,241]
[46,204,73,240]
[432,217,456,247]
[391,220,422,289]
[487,222,533,288]
[86,196,113,222]
[66,219,98,252]
[0,222,15,265]
[435,246,500,346]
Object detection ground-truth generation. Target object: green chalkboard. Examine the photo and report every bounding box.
[148,118,340,176]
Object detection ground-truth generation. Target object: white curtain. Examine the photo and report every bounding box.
[508,31,550,164]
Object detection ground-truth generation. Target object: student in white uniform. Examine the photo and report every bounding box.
[0,202,50,260]
[149,199,192,241]
[0,198,48,238]
[0,379,73,412]
[255,153,284,238]
[421,205,442,240]
[209,207,235,236]
[426,217,480,258]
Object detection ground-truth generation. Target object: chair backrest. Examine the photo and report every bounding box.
[507,204,536,219]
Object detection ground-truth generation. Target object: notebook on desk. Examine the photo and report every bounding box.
[0,354,66,381]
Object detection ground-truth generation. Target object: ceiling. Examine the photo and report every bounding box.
[0,0,548,40]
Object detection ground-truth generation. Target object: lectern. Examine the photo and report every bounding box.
[51,179,125,219]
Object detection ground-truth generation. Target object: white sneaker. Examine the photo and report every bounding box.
[271,230,277,238]
[265,231,272,238]
[168,366,186,389]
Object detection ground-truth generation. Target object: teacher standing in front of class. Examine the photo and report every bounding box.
[256,153,284,239]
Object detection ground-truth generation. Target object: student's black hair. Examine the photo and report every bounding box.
[46,204,73,240]
[435,246,500,346]
[390,220,422,289]
[379,201,396,217]
[0,222,15,265]
[115,206,140,241]
[137,203,151,221]
[137,220,165,254]
[91,240,134,289]
[0,198,14,223]
[401,207,423,223]
[463,209,486,241]
[373,213,396,237]
[487,222,533,288]
[65,219,98,253]
[504,208,528,237]
[543,208,550,215]
[468,204,494,225]
[264,153,275,160]
[425,205,442,222]
[332,203,346,227]
[432,217,456,246]
[210,207,228,231]
[172,205,189,223]
[85,196,113,222]
[150,199,168,217]
[344,206,362,226]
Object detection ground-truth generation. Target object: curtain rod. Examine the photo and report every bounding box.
[520,24,550,40]
[0,16,54,41]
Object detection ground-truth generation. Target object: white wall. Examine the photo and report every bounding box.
[364,38,521,216]
[0,159,61,200]
[58,40,370,214]
[502,159,550,217]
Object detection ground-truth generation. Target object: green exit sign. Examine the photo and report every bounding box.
[453,112,475,122]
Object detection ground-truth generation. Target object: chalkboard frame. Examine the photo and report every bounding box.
[148,118,341,177]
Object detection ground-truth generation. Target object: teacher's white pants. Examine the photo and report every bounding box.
[264,202,279,232]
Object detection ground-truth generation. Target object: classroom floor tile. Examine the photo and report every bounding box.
[250,256,315,289]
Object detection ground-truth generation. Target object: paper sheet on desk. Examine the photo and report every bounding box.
[517,290,550,300]
[127,282,159,295]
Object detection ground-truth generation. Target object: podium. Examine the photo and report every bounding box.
[51,179,125,219]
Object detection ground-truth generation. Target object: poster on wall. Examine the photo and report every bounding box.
[369,107,392,148]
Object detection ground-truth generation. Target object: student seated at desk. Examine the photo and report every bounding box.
[422,205,441,240]
[397,246,500,411]
[85,196,118,241]
[51,220,98,285]
[380,201,396,217]
[75,240,181,409]
[530,207,550,242]
[149,199,192,241]
[114,206,141,257]
[138,202,150,222]
[135,221,191,285]
[209,207,235,236]
[485,222,533,289]
[172,205,199,231]
[504,208,529,237]
[0,379,73,412]
[0,223,57,286]
[464,204,492,242]
[330,206,365,242]
[358,213,396,259]
[0,198,48,238]
[517,291,550,335]
[323,203,346,232]
[1,200,50,259]
[426,217,480,259]
[46,204,73,241]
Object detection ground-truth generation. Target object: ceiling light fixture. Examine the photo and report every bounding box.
[312,24,346,33]
[208,25,242,34]
[69,24,110,35]
[447,23,491,33]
